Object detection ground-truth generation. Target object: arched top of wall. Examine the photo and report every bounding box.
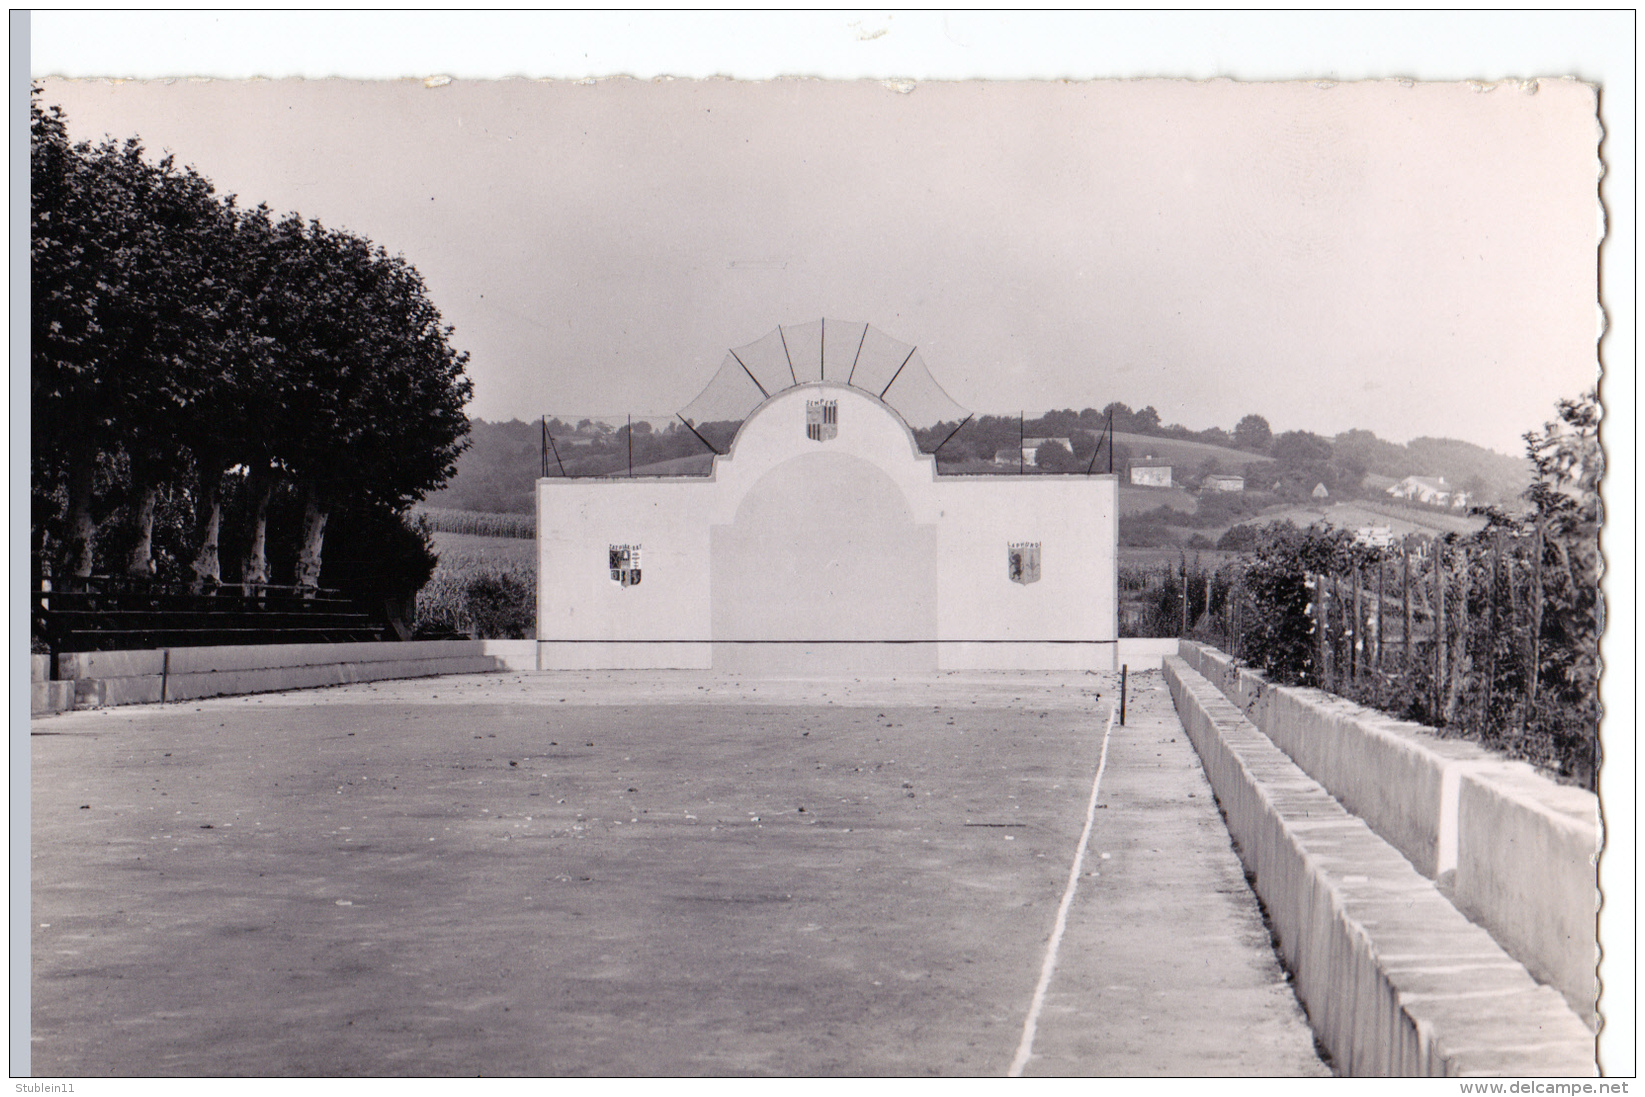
[677,320,971,457]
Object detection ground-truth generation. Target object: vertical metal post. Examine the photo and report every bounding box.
[1119,664,1127,726]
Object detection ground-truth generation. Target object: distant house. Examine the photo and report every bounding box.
[1021,437,1074,467]
[1129,462,1173,488]
[1355,525,1395,548]
[1204,474,1245,493]
[1388,475,1453,506]
[1312,482,1329,499]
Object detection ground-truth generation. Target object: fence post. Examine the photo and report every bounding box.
[1351,562,1363,688]
[1180,554,1190,637]
[1485,529,1502,732]
[1120,664,1128,726]
[1314,572,1330,690]
[1528,519,1543,715]
[1332,571,1344,693]
[1375,554,1386,708]
[1433,544,1447,718]
[1444,543,1471,726]
[1402,536,1413,685]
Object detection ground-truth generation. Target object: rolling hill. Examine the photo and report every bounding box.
[423,415,1533,519]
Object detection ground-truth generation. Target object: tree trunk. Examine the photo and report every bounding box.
[189,463,227,593]
[126,456,159,578]
[240,467,276,591]
[65,447,97,581]
[295,487,329,597]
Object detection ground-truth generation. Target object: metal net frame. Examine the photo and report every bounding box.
[541,322,1119,478]
[677,319,972,455]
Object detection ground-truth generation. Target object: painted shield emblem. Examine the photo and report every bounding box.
[1008,542,1041,585]
[806,399,838,442]
[608,544,642,588]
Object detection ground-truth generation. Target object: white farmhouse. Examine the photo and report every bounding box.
[1129,462,1173,488]
[1021,437,1074,467]
[1388,475,1453,506]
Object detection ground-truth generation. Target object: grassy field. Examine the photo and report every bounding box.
[1237,500,1487,539]
[1109,430,1271,470]
[1118,485,1198,515]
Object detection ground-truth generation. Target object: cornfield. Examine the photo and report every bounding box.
[414,506,535,540]
[415,548,536,640]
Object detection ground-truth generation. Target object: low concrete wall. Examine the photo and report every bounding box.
[1177,642,1600,1027]
[481,640,537,672]
[50,641,504,709]
[1178,642,1480,877]
[31,654,74,715]
[1455,765,1602,1030]
[1113,638,1181,670]
[1165,655,1595,1076]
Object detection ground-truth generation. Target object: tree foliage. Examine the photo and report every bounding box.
[1208,391,1602,787]
[30,88,471,603]
[1233,414,1272,453]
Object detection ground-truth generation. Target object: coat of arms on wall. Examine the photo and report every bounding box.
[609,544,642,587]
[1008,542,1041,585]
[806,399,838,442]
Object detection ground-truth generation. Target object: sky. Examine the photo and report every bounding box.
[32,16,1611,456]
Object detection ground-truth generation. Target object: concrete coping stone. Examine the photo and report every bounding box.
[1458,761,1600,834]
[55,640,490,680]
[1163,656,1595,1076]
[163,640,487,674]
[1178,641,1597,874]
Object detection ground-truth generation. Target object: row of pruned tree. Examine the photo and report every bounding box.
[31,90,472,593]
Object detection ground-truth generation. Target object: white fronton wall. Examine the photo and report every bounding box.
[536,383,1117,673]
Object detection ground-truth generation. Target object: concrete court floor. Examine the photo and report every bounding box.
[28,667,1328,1078]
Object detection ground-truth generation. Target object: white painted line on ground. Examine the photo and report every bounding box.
[1007,703,1118,1078]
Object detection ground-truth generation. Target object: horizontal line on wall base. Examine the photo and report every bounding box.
[536,638,1123,645]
